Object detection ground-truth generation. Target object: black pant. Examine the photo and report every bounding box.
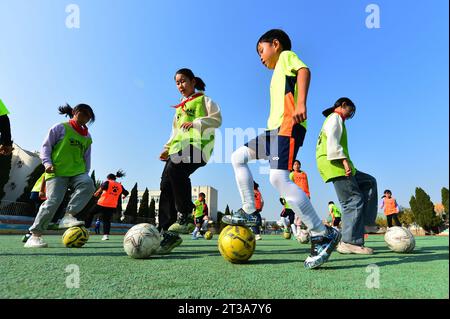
[387,214,401,227]
[84,204,116,235]
[158,146,206,231]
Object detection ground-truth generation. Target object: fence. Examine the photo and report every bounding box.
[0,200,35,216]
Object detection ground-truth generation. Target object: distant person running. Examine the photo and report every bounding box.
[24,104,96,248]
[0,98,13,156]
[316,97,379,255]
[84,170,129,241]
[289,160,310,198]
[94,218,101,235]
[380,189,401,227]
[280,197,296,236]
[157,68,222,254]
[328,201,342,229]
[223,29,341,269]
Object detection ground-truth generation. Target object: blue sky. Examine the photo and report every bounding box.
[1,0,448,221]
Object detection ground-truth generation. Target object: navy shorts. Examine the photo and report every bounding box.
[195,216,204,225]
[245,124,306,170]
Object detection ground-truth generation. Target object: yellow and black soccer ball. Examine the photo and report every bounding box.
[283,230,291,240]
[62,226,89,248]
[204,231,213,240]
[218,225,255,263]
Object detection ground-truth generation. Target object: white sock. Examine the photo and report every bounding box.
[231,146,257,214]
[192,227,199,237]
[269,169,326,236]
[291,224,297,236]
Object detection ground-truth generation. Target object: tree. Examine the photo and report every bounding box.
[124,183,138,224]
[16,164,45,214]
[138,188,150,219]
[224,205,231,215]
[410,187,441,234]
[398,208,415,227]
[90,170,102,189]
[148,198,156,225]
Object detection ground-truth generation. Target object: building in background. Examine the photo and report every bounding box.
[122,186,218,222]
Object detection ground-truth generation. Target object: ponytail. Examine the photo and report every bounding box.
[58,104,74,119]
[58,103,95,123]
[107,169,125,180]
[194,77,206,91]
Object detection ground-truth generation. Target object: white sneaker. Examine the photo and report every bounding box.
[24,235,48,248]
[102,235,109,241]
[255,234,262,241]
[58,214,85,229]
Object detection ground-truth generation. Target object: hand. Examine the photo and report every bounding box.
[342,159,352,176]
[180,122,193,130]
[159,150,169,161]
[45,165,55,173]
[292,104,307,124]
[0,144,14,156]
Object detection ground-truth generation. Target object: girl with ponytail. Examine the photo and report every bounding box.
[156,68,222,254]
[25,103,96,248]
[84,170,129,241]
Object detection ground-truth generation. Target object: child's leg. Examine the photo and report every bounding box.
[231,146,258,214]
[102,208,113,235]
[29,177,68,235]
[332,176,365,246]
[387,215,393,227]
[270,169,326,236]
[353,171,378,227]
[393,214,401,226]
[192,225,201,237]
[66,173,95,216]
[159,160,178,231]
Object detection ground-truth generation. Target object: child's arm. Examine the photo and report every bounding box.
[41,124,65,173]
[293,68,311,124]
[193,96,222,131]
[39,175,46,198]
[84,143,92,173]
[160,114,177,160]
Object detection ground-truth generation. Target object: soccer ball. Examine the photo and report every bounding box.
[297,229,310,244]
[218,225,256,263]
[384,226,415,253]
[283,230,291,239]
[204,231,213,240]
[62,226,89,248]
[123,223,160,259]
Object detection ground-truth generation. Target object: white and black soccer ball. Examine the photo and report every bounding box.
[384,226,416,253]
[297,229,310,244]
[123,223,160,259]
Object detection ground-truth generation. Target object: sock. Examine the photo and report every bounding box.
[231,146,257,214]
[291,224,297,236]
[192,227,199,237]
[269,169,326,236]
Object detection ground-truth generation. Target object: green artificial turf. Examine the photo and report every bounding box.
[0,234,448,299]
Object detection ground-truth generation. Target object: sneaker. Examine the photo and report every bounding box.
[255,234,262,241]
[102,235,109,241]
[58,214,85,229]
[304,226,341,269]
[155,231,183,255]
[365,225,385,234]
[22,232,32,243]
[24,235,48,248]
[191,236,199,240]
[337,242,374,255]
[168,222,191,234]
[222,209,258,226]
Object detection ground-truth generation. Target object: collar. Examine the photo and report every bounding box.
[333,110,347,121]
[69,119,89,136]
[172,92,204,110]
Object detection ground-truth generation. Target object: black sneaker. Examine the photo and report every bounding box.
[21,232,32,243]
[304,226,341,269]
[155,231,183,255]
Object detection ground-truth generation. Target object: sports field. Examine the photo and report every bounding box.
[0,234,448,299]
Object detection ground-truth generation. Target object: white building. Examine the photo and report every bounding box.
[122,186,218,222]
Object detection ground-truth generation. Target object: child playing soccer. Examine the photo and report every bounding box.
[157,68,222,254]
[316,97,378,254]
[223,29,341,269]
[279,197,296,236]
[84,170,129,241]
[290,160,310,198]
[192,192,207,239]
[24,103,96,248]
[380,190,401,227]
[328,201,342,229]
[252,182,264,240]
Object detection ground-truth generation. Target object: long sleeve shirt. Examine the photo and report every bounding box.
[163,94,222,152]
[322,113,347,161]
[40,123,92,172]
